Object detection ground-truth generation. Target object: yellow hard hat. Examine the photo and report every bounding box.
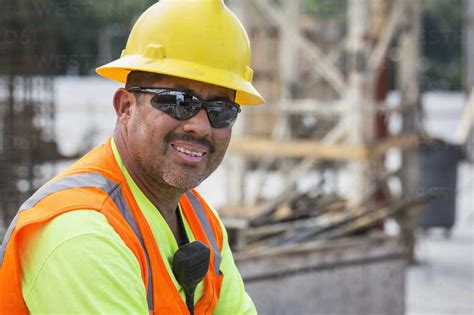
[96,0,264,105]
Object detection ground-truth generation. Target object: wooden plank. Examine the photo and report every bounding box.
[368,0,406,71]
[228,135,421,161]
[372,134,421,157]
[229,136,369,160]
[276,99,347,115]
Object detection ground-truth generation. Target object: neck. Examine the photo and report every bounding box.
[113,126,183,222]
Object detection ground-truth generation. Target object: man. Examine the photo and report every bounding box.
[0,0,264,314]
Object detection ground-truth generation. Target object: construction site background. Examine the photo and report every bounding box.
[1,0,473,314]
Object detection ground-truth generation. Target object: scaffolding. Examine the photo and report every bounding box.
[226,0,421,205]
[223,1,425,310]
[225,0,423,255]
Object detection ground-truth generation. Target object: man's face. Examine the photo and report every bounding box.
[125,76,235,191]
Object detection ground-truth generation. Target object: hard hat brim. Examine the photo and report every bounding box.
[96,55,264,105]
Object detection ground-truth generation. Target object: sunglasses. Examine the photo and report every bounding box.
[127,87,241,128]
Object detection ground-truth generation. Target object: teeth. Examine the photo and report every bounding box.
[174,145,204,157]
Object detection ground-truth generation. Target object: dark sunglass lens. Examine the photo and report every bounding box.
[175,92,200,119]
[151,91,197,120]
[152,93,177,104]
[151,93,178,116]
[176,103,199,120]
[207,102,238,128]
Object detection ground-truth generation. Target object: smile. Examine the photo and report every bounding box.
[171,144,206,158]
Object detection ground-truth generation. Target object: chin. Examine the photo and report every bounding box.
[162,173,208,191]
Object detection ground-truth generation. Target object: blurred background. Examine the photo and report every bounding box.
[0,0,472,314]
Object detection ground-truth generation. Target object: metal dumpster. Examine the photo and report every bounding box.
[236,235,406,315]
[418,141,463,232]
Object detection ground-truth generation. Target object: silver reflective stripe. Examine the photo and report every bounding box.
[185,191,222,274]
[0,172,154,310]
[107,183,154,310]
[1,174,117,264]
[19,173,116,211]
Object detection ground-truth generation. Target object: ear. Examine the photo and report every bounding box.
[113,88,134,126]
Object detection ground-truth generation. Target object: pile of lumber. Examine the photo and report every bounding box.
[224,188,435,251]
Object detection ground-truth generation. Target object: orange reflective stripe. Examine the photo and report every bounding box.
[0,214,17,265]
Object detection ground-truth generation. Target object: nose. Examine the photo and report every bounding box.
[181,109,212,137]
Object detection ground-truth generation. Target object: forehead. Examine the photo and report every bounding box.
[152,75,235,100]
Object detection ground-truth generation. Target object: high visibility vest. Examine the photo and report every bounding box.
[0,141,224,314]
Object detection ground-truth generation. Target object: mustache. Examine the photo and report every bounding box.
[165,133,215,153]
